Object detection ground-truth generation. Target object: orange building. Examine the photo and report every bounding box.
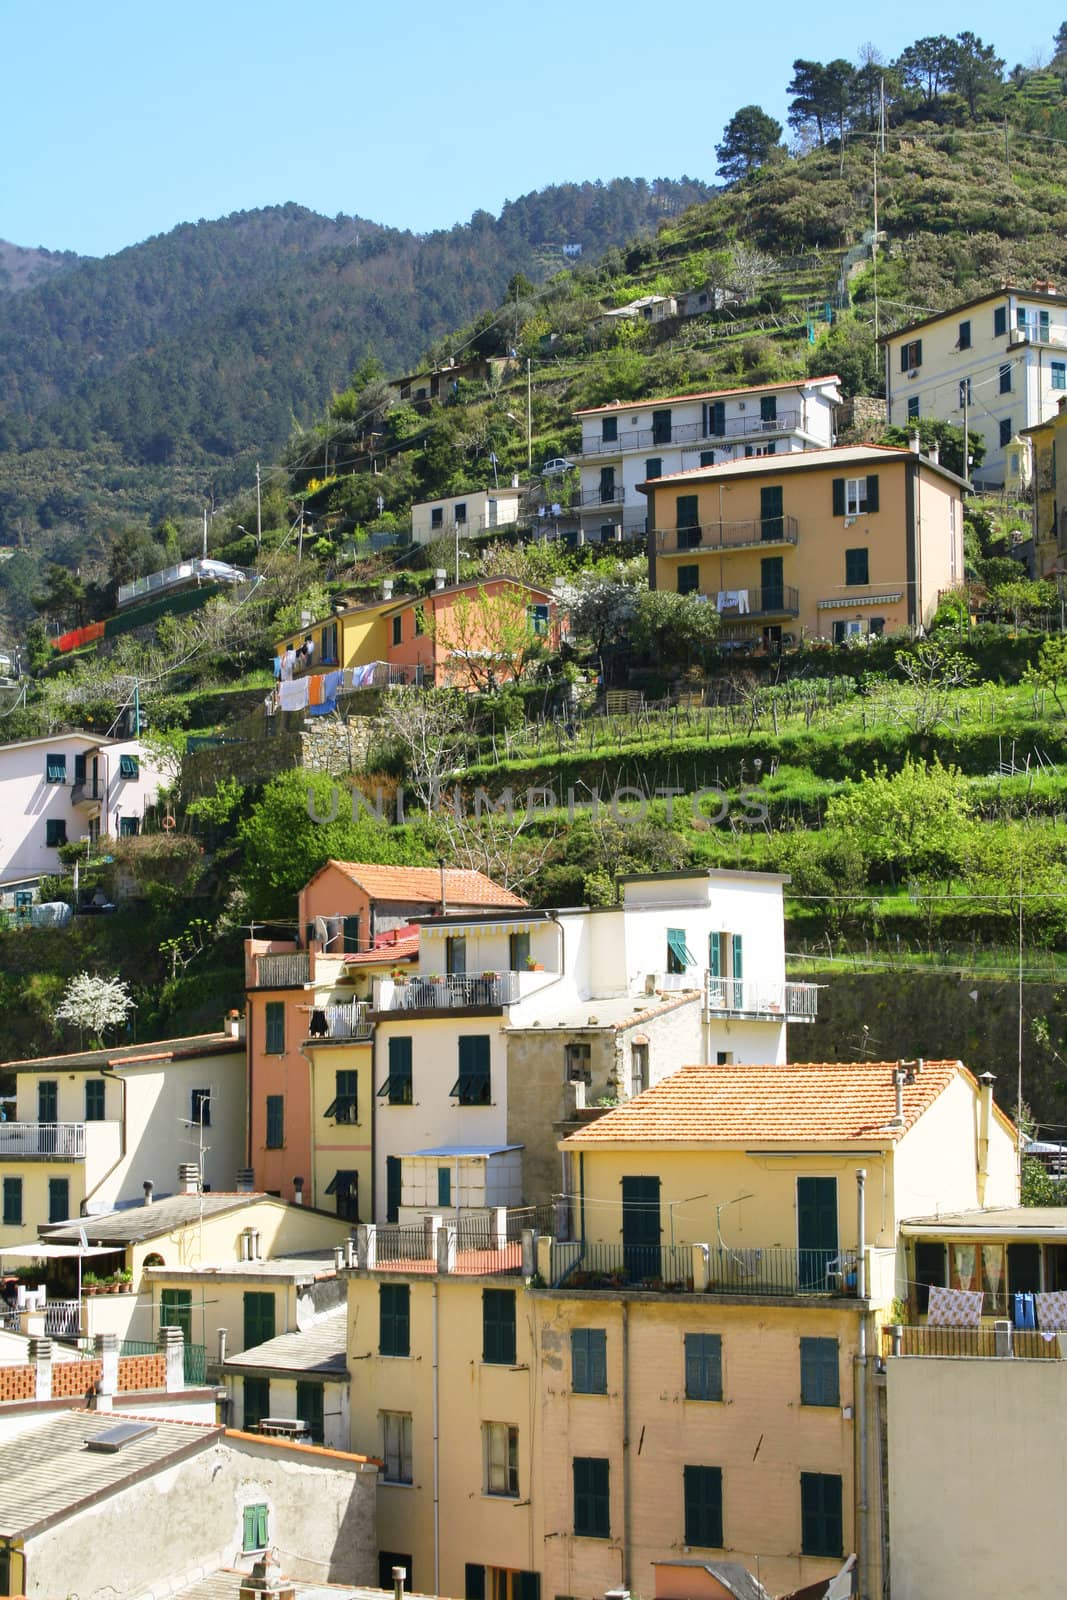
[381,575,559,688]
[245,863,526,1202]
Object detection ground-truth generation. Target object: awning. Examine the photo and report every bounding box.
[324,1171,358,1196]
[0,1243,116,1260]
[667,930,697,968]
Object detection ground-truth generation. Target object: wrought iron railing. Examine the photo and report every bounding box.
[713,585,800,617]
[580,412,802,455]
[375,972,520,1012]
[655,516,800,554]
[705,978,819,1020]
[45,1300,81,1337]
[307,1002,372,1041]
[552,1240,694,1290]
[0,1122,86,1158]
[549,1241,858,1296]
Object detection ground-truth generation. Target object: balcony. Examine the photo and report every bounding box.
[706,978,819,1021]
[70,780,103,808]
[712,585,800,619]
[656,516,800,555]
[373,971,521,1013]
[306,1001,372,1042]
[580,411,802,456]
[1008,316,1067,351]
[0,1123,86,1159]
[254,952,311,988]
[548,1240,858,1297]
[571,485,627,509]
[881,1325,1063,1360]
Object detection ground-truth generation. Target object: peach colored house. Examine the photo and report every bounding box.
[246,863,526,1202]
[381,576,559,688]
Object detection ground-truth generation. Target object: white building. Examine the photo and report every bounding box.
[370,869,818,1222]
[410,487,523,546]
[882,282,1067,487]
[0,732,165,896]
[572,376,842,538]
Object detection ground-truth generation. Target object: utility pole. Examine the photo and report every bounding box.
[527,358,533,471]
[959,379,972,485]
[255,463,263,552]
[202,508,208,560]
[872,142,879,343]
[298,506,305,562]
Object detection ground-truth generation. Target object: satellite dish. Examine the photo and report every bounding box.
[314,916,332,946]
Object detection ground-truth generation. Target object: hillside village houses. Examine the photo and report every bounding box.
[1022,395,1067,582]
[411,486,523,546]
[642,443,966,648]
[572,376,843,542]
[881,281,1067,491]
[0,731,164,902]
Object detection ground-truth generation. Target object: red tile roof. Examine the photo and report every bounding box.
[564,1060,973,1145]
[323,860,527,908]
[343,926,420,965]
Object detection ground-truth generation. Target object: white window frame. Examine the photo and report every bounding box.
[844,478,869,516]
[382,1410,413,1484]
[484,1421,519,1497]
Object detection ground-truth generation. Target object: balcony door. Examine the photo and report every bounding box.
[38,1080,58,1124]
[797,1177,838,1291]
[599,466,616,505]
[652,409,672,446]
[760,485,784,541]
[760,555,784,611]
[622,1175,661,1282]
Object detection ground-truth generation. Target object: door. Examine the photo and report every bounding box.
[760,555,784,611]
[1007,1242,1041,1298]
[676,494,700,550]
[599,466,616,505]
[730,933,744,1011]
[38,1080,58,1124]
[386,1155,403,1224]
[652,409,672,446]
[707,401,726,437]
[446,936,466,976]
[621,1175,661,1282]
[797,1177,838,1291]
[760,485,783,541]
[913,1241,947,1314]
[342,915,361,953]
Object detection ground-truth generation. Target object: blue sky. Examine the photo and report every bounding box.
[6,1,1063,257]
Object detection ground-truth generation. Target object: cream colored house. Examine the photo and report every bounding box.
[1022,397,1067,580]
[882,283,1067,488]
[411,488,523,546]
[224,1304,348,1446]
[0,1031,246,1246]
[343,1056,1017,1600]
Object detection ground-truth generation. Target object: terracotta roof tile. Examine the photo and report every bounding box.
[564,1060,969,1145]
[343,929,420,965]
[324,861,526,908]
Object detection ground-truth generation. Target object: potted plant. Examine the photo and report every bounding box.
[525,956,544,972]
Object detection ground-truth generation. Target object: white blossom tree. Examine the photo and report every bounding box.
[54,972,134,1046]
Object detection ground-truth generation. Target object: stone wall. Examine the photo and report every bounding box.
[836,394,888,443]
[183,711,376,794]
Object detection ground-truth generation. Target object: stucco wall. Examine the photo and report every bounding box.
[20,1431,377,1599]
[887,1356,1067,1600]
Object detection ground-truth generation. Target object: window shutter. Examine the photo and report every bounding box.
[709,933,722,979]
[243,1506,257,1549]
[573,1331,588,1391]
[465,1566,486,1600]
[865,475,879,512]
[831,478,845,517]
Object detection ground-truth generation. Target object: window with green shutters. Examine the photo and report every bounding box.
[645,457,663,480]
[452,1036,491,1105]
[572,1328,607,1393]
[833,476,879,517]
[244,1376,269,1427]
[684,1333,722,1400]
[342,915,361,953]
[677,565,699,595]
[242,1502,269,1551]
[264,1002,285,1054]
[378,1037,413,1105]
[48,1178,69,1224]
[265,1095,284,1148]
[380,1283,410,1356]
[675,494,700,549]
[760,394,777,422]
[160,1288,192,1342]
[243,1291,275,1349]
[119,754,139,779]
[482,1289,516,1364]
[800,1338,840,1406]
[573,1456,610,1538]
[45,819,67,848]
[801,1472,843,1557]
[325,1069,358,1123]
[684,1465,723,1548]
[994,305,1007,336]
[296,1380,325,1444]
[438,1167,452,1207]
[899,338,922,371]
[84,1079,106,1121]
[38,1081,57,1122]
[999,363,1012,394]
[45,753,67,784]
[2,1177,22,1227]
[602,416,618,443]
[845,548,870,586]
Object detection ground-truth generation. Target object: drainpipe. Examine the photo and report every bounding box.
[299,1045,316,1209]
[855,1168,869,1600]
[432,1279,441,1594]
[621,1301,632,1591]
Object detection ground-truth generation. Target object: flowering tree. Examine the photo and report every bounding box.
[54,972,134,1046]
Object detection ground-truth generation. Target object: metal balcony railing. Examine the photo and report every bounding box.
[549,1240,858,1296]
[45,1300,81,1337]
[656,516,800,554]
[705,978,819,1021]
[0,1123,86,1159]
[881,1325,1062,1360]
[254,952,311,988]
[572,486,627,508]
[712,585,800,618]
[580,411,802,456]
[307,1001,373,1042]
[375,972,520,1012]
[70,780,103,806]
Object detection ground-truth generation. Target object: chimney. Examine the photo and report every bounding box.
[891,1067,906,1129]
[142,1180,154,1205]
[393,1566,407,1600]
[236,1167,256,1193]
[218,1327,228,1366]
[434,568,447,591]
[438,857,448,917]
[1033,279,1056,294]
[178,1163,201,1196]
[978,1071,995,1205]
[239,1554,295,1600]
[292,1177,304,1206]
[910,432,921,455]
[929,442,939,465]
[382,577,394,601]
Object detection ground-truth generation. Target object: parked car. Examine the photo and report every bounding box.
[540,458,573,477]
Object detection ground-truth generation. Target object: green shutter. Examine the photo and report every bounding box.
[265,1003,285,1054]
[455,1036,491,1104]
[760,395,777,421]
[685,1333,722,1400]
[684,1465,723,1548]
[709,933,722,979]
[380,1283,410,1356]
[731,934,743,980]
[3,1177,22,1227]
[243,1291,275,1349]
[832,478,846,517]
[676,494,699,529]
[800,1338,840,1407]
[801,1472,843,1557]
[517,1574,541,1600]
[574,1456,610,1538]
[160,1289,192,1341]
[296,1380,325,1444]
[483,1289,516,1364]
[265,1095,284,1147]
[865,474,879,512]
[243,1378,270,1432]
[48,1178,69,1224]
[677,565,699,595]
[437,1167,452,1206]
[572,1328,607,1393]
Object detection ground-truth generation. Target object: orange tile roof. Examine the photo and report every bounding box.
[324,860,527,908]
[343,927,420,965]
[564,1060,971,1145]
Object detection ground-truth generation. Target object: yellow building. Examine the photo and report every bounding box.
[344,1058,1017,1600]
[1022,398,1067,581]
[273,588,408,678]
[642,444,966,646]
